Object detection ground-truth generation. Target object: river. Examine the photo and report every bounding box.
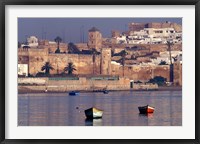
[18,90,182,126]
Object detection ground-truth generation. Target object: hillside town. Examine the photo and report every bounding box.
[18,21,182,92]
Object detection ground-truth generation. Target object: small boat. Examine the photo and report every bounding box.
[69,91,79,96]
[138,105,155,114]
[84,107,103,119]
[103,90,109,94]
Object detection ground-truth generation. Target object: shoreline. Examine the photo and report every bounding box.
[18,86,182,94]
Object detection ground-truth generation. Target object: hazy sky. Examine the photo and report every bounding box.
[18,18,182,43]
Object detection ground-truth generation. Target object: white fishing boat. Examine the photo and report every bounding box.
[84,107,103,119]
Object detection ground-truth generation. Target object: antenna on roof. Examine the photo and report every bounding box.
[42,26,44,39]
[82,25,85,43]
[80,26,82,43]
[62,28,65,43]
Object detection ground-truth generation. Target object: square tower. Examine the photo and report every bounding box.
[88,27,102,51]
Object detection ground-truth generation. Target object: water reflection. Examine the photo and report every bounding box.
[85,118,103,126]
[139,113,154,118]
[18,91,182,126]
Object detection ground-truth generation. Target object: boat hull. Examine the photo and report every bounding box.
[138,105,155,114]
[69,91,79,96]
[85,107,103,119]
[103,90,109,94]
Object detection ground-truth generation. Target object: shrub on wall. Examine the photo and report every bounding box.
[148,76,167,86]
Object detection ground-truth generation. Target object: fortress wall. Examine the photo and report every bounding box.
[48,44,68,53]
[111,64,170,81]
[18,78,47,85]
[18,77,159,92]
[75,43,89,51]
[19,44,181,85]
[18,49,29,56]
[18,77,130,92]
[28,48,49,75]
[24,47,101,76]
[76,54,91,75]
[48,54,101,75]
[18,49,30,64]
[153,66,170,81]
[173,62,182,86]
[48,54,79,74]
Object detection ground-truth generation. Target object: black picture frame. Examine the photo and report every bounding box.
[1,0,199,143]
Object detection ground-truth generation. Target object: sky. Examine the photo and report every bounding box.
[18,18,182,43]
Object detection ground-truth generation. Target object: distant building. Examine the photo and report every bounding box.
[114,27,181,44]
[18,64,28,76]
[111,30,120,38]
[27,36,38,46]
[128,21,182,33]
[88,27,102,51]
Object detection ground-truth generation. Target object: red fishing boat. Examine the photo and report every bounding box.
[138,105,155,114]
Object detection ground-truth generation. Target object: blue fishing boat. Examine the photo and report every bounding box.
[69,91,79,96]
[103,90,109,94]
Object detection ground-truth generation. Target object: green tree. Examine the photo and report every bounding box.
[54,36,62,53]
[148,76,166,86]
[64,62,76,75]
[159,60,168,65]
[41,62,54,76]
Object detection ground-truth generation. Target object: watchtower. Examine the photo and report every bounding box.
[88,27,102,51]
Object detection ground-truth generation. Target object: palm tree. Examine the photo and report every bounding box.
[166,41,174,83]
[120,50,128,77]
[41,62,54,76]
[92,48,98,75]
[64,62,76,75]
[54,36,62,53]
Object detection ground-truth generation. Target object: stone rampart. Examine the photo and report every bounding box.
[18,77,158,92]
[18,78,47,85]
[111,64,170,81]
[18,77,130,92]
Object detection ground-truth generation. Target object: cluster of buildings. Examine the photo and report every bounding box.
[112,21,182,44]
[18,21,182,86]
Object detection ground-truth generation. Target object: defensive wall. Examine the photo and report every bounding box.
[18,77,158,93]
[18,44,182,86]
[111,64,170,81]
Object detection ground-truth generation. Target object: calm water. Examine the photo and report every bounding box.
[18,91,182,126]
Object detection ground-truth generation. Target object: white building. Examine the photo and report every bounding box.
[114,27,182,44]
[27,36,38,47]
[116,35,127,44]
[150,51,182,65]
[21,36,39,48]
[18,64,28,76]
